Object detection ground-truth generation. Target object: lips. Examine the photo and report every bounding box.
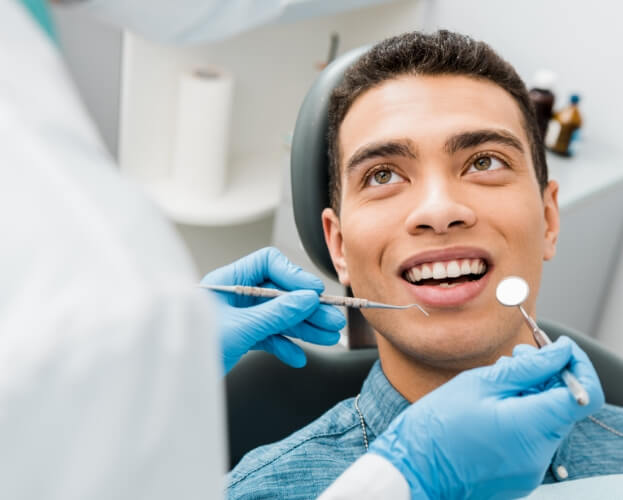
[398,246,493,307]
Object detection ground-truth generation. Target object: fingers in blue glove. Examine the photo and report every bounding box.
[505,337,604,412]
[565,337,605,410]
[512,343,538,357]
[246,289,320,336]
[499,337,605,426]
[248,291,341,347]
[304,303,346,332]
[201,247,324,293]
[516,382,603,433]
[248,281,346,332]
[484,336,573,391]
[283,321,341,346]
[511,343,550,394]
[254,335,307,368]
[262,247,325,293]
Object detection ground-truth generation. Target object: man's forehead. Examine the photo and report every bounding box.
[338,74,529,163]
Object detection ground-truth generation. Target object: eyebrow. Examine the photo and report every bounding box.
[344,139,417,173]
[444,129,524,155]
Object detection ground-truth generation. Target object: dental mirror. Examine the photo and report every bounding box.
[495,275,589,406]
[496,276,530,307]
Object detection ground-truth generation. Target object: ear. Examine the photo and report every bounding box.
[321,208,351,286]
[542,180,560,261]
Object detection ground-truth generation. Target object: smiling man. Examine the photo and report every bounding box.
[227,30,623,499]
[322,56,555,403]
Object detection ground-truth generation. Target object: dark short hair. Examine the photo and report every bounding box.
[327,30,547,212]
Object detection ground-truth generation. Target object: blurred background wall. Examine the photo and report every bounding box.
[48,0,623,352]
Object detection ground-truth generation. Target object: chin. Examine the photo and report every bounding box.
[376,321,509,370]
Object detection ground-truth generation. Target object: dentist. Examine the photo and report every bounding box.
[0,1,604,499]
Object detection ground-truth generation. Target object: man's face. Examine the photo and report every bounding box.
[322,75,560,369]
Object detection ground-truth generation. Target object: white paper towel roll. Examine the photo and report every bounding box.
[171,67,233,198]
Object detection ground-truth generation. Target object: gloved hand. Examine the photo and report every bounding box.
[201,247,346,374]
[369,337,605,500]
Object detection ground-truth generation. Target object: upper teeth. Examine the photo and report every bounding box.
[405,258,487,283]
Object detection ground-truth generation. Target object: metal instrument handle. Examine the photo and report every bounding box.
[319,294,369,308]
[235,285,283,298]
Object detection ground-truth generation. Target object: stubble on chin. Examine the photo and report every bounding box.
[371,311,527,372]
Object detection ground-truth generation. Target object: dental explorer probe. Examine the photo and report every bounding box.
[199,284,429,316]
[496,276,589,406]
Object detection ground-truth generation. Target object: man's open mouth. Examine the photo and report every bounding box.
[402,258,489,288]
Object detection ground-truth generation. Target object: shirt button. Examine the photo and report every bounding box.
[556,465,569,480]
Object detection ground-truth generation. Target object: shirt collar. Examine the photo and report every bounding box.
[358,360,410,438]
[359,360,576,480]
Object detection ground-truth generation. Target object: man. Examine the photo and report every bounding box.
[227,30,623,498]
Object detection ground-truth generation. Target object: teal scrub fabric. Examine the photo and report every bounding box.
[19,0,58,43]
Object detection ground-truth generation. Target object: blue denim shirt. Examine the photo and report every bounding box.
[227,361,623,499]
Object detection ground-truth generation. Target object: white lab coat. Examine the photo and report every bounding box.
[0,2,224,498]
[0,1,409,498]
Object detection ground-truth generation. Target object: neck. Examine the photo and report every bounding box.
[376,335,458,403]
[375,323,537,403]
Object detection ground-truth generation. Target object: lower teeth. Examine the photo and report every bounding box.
[439,282,460,288]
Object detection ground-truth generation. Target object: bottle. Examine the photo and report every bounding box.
[529,70,556,140]
[545,94,583,156]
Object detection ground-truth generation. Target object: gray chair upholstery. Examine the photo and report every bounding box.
[226,347,378,470]
[226,319,623,470]
[291,46,368,279]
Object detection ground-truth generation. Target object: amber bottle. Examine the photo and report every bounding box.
[545,94,582,156]
[529,70,556,140]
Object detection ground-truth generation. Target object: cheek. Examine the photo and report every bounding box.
[516,196,547,249]
[340,213,382,264]
[340,204,401,284]
[490,190,547,270]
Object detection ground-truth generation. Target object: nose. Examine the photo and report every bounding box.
[404,179,477,235]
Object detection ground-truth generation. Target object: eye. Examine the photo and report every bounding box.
[366,167,405,186]
[466,154,508,173]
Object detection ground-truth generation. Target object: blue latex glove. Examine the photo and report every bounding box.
[370,337,605,500]
[201,247,346,374]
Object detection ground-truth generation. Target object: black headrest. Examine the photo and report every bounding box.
[226,347,379,470]
[290,46,370,281]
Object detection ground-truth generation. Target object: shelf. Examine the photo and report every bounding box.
[142,155,283,226]
[119,1,420,229]
[547,142,623,209]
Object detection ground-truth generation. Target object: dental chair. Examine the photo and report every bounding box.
[225,47,623,470]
